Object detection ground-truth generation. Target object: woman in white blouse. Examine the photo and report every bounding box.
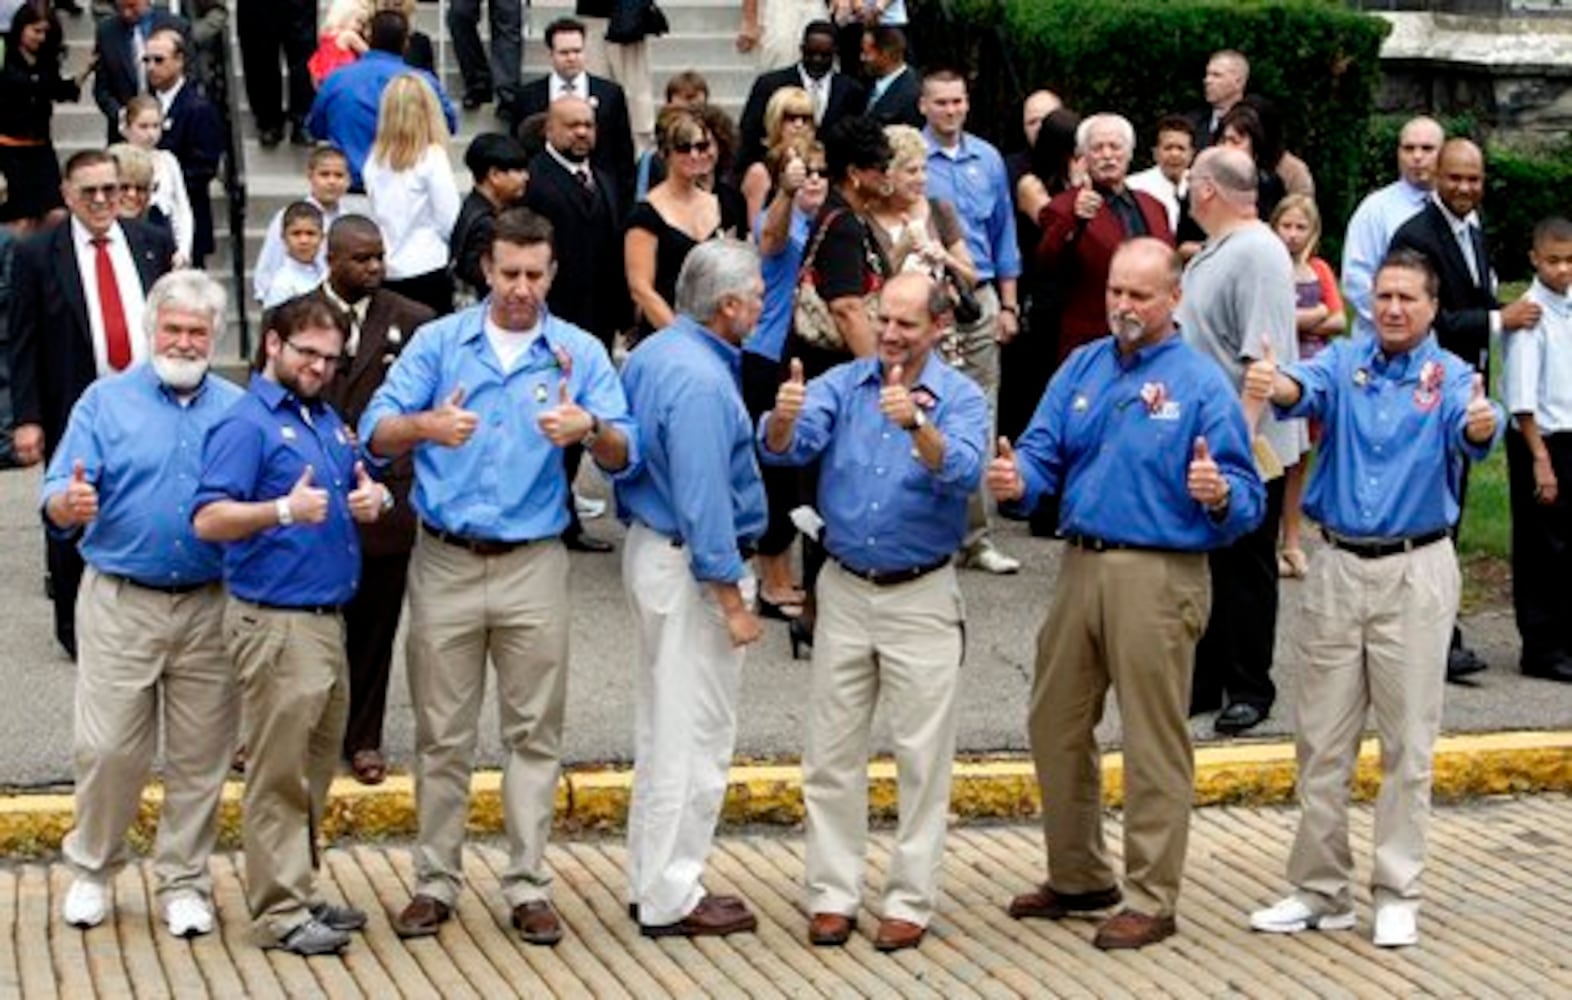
[119,94,193,268]
[364,73,460,315]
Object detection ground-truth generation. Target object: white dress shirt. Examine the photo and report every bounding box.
[798,66,828,124]
[253,196,346,303]
[550,72,590,103]
[1125,165,1184,232]
[155,76,184,117]
[364,145,462,281]
[70,218,150,376]
[1504,278,1572,434]
[1432,193,1502,334]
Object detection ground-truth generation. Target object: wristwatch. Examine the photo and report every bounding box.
[906,409,928,432]
[275,497,294,526]
[583,414,603,447]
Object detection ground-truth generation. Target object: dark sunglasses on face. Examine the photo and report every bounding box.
[803,165,828,178]
[672,139,713,155]
[784,112,814,124]
[141,54,169,65]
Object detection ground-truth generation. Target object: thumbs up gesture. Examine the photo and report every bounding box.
[1186,437,1229,510]
[429,385,479,448]
[773,357,807,424]
[286,465,330,525]
[879,362,919,429]
[1243,335,1277,404]
[63,459,99,525]
[347,460,387,523]
[781,148,806,194]
[1463,371,1497,444]
[987,436,1025,502]
[535,359,595,447]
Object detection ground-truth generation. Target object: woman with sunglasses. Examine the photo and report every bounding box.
[740,86,816,226]
[0,0,94,232]
[625,106,748,345]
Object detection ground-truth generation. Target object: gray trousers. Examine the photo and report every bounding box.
[447,0,524,104]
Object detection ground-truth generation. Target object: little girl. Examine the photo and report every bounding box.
[1272,193,1346,578]
[309,0,371,85]
[120,95,192,267]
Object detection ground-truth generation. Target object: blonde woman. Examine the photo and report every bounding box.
[866,124,976,291]
[740,85,815,225]
[365,73,460,315]
[106,142,156,225]
[119,95,193,267]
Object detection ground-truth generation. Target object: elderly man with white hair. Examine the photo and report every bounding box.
[42,270,243,939]
[615,239,768,939]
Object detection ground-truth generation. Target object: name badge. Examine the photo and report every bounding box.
[534,383,549,404]
[1072,394,1089,412]
[280,426,297,441]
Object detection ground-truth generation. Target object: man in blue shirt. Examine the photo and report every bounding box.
[1341,117,1444,338]
[1248,250,1503,950]
[360,208,638,947]
[44,272,241,941]
[989,238,1263,951]
[761,271,988,953]
[192,295,392,957]
[304,10,458,188]
[616,240,767,939]
[920,68,1024,576]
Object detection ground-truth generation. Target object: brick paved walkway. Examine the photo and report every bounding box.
[3,797,1569,998]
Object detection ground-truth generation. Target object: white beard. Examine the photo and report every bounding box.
[152,354,210,392]
[1111,315,1145,346]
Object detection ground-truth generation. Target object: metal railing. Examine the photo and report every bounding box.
[212,18,249,360]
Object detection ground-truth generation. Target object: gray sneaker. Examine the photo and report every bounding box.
[270,918,351,956]
[310,902,368,932]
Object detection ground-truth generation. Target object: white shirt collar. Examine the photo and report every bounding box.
[155,76,185,115]
[1431,193,1479,234]
[551,72,589,99]
[547,143,590,177]
[71,216,121,249]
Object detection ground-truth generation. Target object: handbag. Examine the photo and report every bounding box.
[606,0,669,43]
[944,265,984,326]
[794,209,881,352]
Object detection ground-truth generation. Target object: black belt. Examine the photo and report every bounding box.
[240,597,344,616]
[113,573,216,596]
[1322,527,1448,560]
[834,555,950,587]
[422,521,543,556]
[1065,534,1174,554]
[665,535,757,560]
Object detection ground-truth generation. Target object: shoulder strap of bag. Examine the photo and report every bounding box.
[798,208,846,283]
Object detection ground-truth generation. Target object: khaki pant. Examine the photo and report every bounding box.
[1029,547,1210,917]
[1286,540,1459,912]
[804,561,965,926]
[225,598,348,945]
[63,568,235,905]
[579,16,655,147]
[622,522,752,925]
[406,532,570,908]
[942,284,1001,551]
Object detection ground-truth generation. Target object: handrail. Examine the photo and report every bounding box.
[214,15,249,360]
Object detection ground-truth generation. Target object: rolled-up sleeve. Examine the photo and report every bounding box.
[359,329,443,467]
[757,373,838,466]
[574,337,642,481]
[1198,392,1265,543]
[666,388,746,583]
[930,384,988,494]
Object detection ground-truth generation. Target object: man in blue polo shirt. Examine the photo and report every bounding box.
[989,238,1263,951]
[761,270,988,953]
[45,272,241,941]
[1248,250,1502,949]
[361,207,638,947]
[192,294,392,957]
[616,239,767,940]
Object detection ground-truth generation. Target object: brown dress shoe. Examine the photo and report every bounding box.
[641,896,758,939]
[873,917,925,952]
[512,900,564,946]
[807,912,854,946]
[1008,884,1123,920]
[393,894,451,938]
[1092,909,1177,950]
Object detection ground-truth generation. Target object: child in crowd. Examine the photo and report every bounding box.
[309,0,372,85]
[253,146,352,305]
[1272,193,1345,577]
[261,201,327,308]
[119,95,193,267]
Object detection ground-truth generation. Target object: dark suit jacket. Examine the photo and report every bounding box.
[450,190,499,295]
[159,80,225,260]
[8,219,175,456]
[503,75,636,212]
[317,286,435,557]
[865,65,923,129]
[92,10,186,143]
[522,150,631,344]
[738,65,866,169]
[1388,200,1497,371]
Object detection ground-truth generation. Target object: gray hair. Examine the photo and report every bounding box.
[1076,113,1135,155]
[143,270,228,344]
[1192,146,1257,203]
[675,239,761,322]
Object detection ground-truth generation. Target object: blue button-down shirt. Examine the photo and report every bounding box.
[760,352,988,573]
[747,206,810,363]
[1009,334,1264,548]
[361,304,639,542]
[192,375,362,607]
[1341,178,1429,337]
[616,316,766,583]
[42,364,241,586]
[922,129,1022,283]
[1277,333,1502,539]
[304,52,457,187]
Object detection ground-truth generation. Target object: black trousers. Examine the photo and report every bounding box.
[237,0,317,132]
[741,351,799,558]
[46,533,84,657]
[341,550,410,756]
[1192,474,1286,713]
[1507,428,1572,670]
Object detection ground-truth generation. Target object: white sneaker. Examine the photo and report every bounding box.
[1372,903,1418,948]
[165,894,215,938]
[962,543,1021,575]
[62,878,109,929]
[1249,896,1356,934]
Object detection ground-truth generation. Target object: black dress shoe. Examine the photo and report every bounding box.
[258,127,284,150]
[1446,645,1488,682]
[564,531,615,553]
[289,122,315,147]
[1213,701,1267,736]
[462,89,493,110]
[1523,656,1572,684]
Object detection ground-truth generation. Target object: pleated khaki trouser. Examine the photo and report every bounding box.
[1029,546,1211,918]
[1286,540,1458,914]
[63,568,236,906]
[225,598,349,945]
[803,561,966,927]
[579,16,656,146]
[406,531,570,909]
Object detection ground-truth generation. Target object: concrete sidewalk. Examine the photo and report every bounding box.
[4,795,1570,998]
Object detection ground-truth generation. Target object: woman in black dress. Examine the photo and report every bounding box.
[0,1,92,230]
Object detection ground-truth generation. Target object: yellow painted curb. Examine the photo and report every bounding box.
[0,731,1567,857]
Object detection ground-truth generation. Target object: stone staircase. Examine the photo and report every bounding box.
[51,0,753,360]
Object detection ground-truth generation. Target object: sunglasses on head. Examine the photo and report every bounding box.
[672,139,713,155]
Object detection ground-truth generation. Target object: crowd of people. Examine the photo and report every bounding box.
[0,0,1568,967]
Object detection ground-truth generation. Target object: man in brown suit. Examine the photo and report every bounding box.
[315,215,436,784]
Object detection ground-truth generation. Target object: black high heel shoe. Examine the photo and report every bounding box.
[788,617,813,660]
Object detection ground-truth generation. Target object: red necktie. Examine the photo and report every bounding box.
[92,235,132,371]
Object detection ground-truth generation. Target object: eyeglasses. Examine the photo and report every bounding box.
[803,165,828,178]
[284,340,344,367]
[76,183,121,201]
[672,139,713,155]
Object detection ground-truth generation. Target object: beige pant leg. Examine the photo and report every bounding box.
[579,17,655,143]
[873,566,964,927]
[1028,547,1117,895]
[405,532,494,905]
[802,561,880,918]
[484,540,571,907]
[952,286,1000,550]
[1101,551,1209,917]
[1366,541,1457,908]
[1285,546,1375,910]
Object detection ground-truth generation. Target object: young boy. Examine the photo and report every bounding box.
[253,147,352,305]
[1503,215,1572,683]
[261,202,327,308]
